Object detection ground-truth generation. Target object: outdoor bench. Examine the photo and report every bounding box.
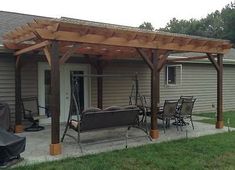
[61,106,150,150]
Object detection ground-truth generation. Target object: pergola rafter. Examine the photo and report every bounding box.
[3,19,231,56]
[2,18,232,156]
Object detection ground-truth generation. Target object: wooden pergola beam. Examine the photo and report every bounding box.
[14,33,36,44]
[150,49,160,139]
[16,55,21,68]
[15,56,23,133]
[14,40,51,56]
[157,51,171,71]
[59,44,79,64]
[216,54,223,129]
[43,45,52,66]
[136,48,153,70]
[168,55,217,62]
[50,41,61,155]
[207,53,219,71]
[34,29,230,54]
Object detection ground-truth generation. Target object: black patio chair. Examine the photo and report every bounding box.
[157,100,178,133]
[175,98,196,131]
[21,97,50,132]
[177,96,194,108]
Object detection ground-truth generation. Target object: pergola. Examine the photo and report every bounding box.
[3,18,232,155]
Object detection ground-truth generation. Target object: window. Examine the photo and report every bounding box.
[165,65,182,86]
[167,66,176,84]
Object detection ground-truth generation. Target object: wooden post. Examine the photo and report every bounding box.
[135,73,139,105]
[150,49,160,139]
[15,56,23,133]
[216,54,223,128]
[50,41,61,155]
[97,60,103,109]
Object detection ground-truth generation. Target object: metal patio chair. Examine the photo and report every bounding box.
[175,98,196,131]
[157,100,178,133]
[177,96,194,107]
[21,97,50,132]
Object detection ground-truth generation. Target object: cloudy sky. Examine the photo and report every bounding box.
[1,0,233,28]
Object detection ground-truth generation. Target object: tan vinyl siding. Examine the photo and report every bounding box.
[0,58,38,125]
[161,64,235,112]
[90,62,151,108]
[0,56,15,124]
[91,62,235,113]
[21,62,38,97]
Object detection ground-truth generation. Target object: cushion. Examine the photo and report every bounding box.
[122,105,138,110]
[69,119,79,131]
[82,107,101,114]
[103,106,122,111]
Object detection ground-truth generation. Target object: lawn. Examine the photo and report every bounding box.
[13,131,235,170]
[197,111,235,128]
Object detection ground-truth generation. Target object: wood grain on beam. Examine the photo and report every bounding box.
[207,53,219,71]
[168,55,216,62]
[14,33,36,44]
[14,40,51,56]
[43,45,52,66]
[59,44,79,64]
[35,29,230,54]
[136,48,153,70]
[157,51,171,71]
[16,55,21,68]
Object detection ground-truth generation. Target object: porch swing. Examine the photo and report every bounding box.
[61,72,150,145]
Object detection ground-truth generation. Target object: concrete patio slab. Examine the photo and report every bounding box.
[16,117,233,166]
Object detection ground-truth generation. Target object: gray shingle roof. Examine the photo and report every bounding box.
[0,11,49,44]
[171,48,235,60]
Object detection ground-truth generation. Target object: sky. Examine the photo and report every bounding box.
[1,0,233,29]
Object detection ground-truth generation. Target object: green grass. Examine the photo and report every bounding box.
[12,131,235,170]
[197,111,235,127]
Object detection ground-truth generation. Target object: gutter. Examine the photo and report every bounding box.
[0,44,13,53]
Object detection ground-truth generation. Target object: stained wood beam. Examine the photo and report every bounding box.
[216,54,223,129]
[168,55,217,62]
[14,40,51,56]
[50,41,61,155]
[59,44,79,64]
[97,60,103,109]
[157,55,168,72]
[207,53,219,72]
[15,56,23,133]
[136,48,153,70]
[16,55,21,68]
[43,45,52,66]
[157,51,171,71]
[150,49,160,139]
[14,33,36,44]
[35,29,231,54]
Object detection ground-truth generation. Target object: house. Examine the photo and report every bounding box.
[0,11,233,155]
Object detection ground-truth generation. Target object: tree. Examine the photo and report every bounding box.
[159,2,235,44]
[139,22,154,31]
[221,3,235,43]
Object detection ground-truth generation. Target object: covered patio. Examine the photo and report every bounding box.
[3,18,232,155]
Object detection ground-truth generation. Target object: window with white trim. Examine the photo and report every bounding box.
[165,65,182,86]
